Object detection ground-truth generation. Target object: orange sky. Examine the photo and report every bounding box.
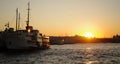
[0,0,120,38]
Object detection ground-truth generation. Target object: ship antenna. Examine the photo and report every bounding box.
[27,2,30,27]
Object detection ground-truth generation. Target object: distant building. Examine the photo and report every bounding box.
[113,34,120,43]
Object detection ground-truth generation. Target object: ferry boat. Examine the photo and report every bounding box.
[0,3,50,49]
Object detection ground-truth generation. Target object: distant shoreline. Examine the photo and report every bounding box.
[50,36,120,45]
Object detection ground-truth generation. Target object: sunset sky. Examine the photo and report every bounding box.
[0,0,120,38]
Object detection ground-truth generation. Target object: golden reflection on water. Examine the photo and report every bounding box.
[85,47,93,57]
[85,47,99,64]
[86,47,91,50]
[85,61,99,64]
[86,61,92,64]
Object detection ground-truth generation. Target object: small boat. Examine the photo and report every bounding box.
[0,2,50,49]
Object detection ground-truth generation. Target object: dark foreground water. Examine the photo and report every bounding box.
[0,43,120,64]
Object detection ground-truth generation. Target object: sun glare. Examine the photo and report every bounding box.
[84,32,94,38]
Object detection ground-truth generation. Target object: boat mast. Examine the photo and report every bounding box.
[18,13,20,30]
[27,2,30,27]
[16,8,18,31]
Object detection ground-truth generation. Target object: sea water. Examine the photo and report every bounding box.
[0,43,120,64]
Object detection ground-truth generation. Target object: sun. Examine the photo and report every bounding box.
[84,32,95,38]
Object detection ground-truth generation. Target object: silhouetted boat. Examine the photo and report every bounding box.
[0,2,50,49]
